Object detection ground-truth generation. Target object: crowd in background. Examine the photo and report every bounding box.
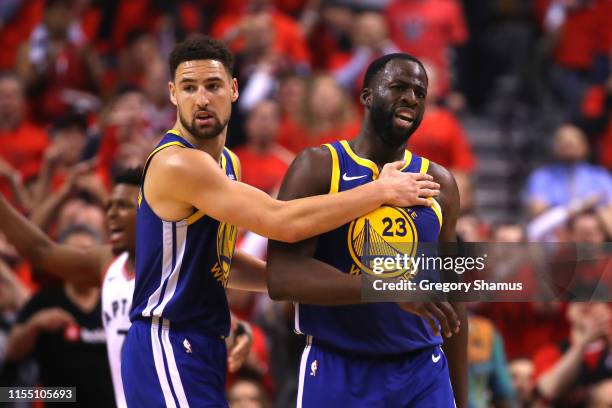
[0,0,611,407]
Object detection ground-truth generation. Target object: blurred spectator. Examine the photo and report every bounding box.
[534,302,612,407]
[96,87,156,189]
[212,0,310,73]
[588,379,612,408]
[0,0,44,70]
[524,124,612,217]
[276,71,307,138]
[278,74,360,153]
[476,222,570,361]
[0,73,48,210]
[467,314,516,408]
[0,256,33,397]
[5,223,115,408]
[330,11,399,93]
[234,100,293,193]
[227,377,271,408]
[456,212,489,242]
[542,0,609,116]
[385,0,468,108]
[15,0,103,123]
[408,63,475,210]
[509,358,539,408]
[29,113,101,206]
[114,29,163,92]
[143,59,175,136]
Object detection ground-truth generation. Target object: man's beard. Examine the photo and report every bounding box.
[370,100,422,148]
[179,111,227,140]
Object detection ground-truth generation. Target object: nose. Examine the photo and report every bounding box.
[196,86,210,109]
[400,89,417,106]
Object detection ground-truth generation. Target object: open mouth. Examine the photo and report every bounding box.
[108,226,124,243]
[393,108,415,128]
[195,111,215,126]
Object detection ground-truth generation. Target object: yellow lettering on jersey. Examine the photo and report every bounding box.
[349,264,361,276]
[211,262,223,280]
[409,210,417,219]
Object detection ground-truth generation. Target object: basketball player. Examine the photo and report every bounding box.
[122,36,440,407]
[0,169,253,407]
[267,54,468,407]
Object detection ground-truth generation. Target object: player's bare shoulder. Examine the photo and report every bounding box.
[278,146,334,200]
[427,161,460,227]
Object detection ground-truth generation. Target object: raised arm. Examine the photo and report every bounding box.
[428,162,468,408]
[0,194,111,287]
[147,146,439,243]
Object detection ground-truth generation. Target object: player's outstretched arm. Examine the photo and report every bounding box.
[0,194,111,287]
[153,147,439,243]
[266,147,368,304]
[428,162,468,408]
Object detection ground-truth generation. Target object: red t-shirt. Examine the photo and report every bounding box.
[385,0,468,95]
[0,121,48,178]
[408,108,475,172]
[552,3,606,70]
[233,145,292,193]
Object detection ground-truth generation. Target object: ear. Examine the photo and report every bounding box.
[231,78,239,103]
[360,88,372,108]
[169,81,177,107]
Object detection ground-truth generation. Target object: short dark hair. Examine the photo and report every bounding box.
[169,35,234,80]
[113,167,143,187]
[363,53,427,89]
[52,113,88,134]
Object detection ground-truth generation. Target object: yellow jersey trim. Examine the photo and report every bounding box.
[186,209,206,225]
[417,157,442,229]
[323,144,340,194]
[144,141,186,168]
[339,140,379,179]
[339,140,414,178]
[419,157,430,174]
[400,150,413,171]
[224,147,241,181]
[430,198,443,230]
[167,129,182,137]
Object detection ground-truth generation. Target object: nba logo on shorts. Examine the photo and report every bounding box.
[310,360,318,376]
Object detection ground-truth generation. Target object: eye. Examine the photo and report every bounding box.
[184,85,196,92]
[207,83,221,91]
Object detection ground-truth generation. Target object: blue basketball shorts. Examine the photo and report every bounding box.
[296,337,455,408]
[121,317,228,407]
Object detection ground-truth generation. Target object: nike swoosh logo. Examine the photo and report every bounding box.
[342,173,367,181]
[432,353,441,363]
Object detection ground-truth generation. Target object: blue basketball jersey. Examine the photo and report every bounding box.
[130,130,240,338]
[296,140,444,355]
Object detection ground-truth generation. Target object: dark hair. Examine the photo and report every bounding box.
[45,0,73,10]
[58,223,102,244]
[51,113,88,134]
[363,53,427,89]
[169,35,234,80]
[113,167,143,187]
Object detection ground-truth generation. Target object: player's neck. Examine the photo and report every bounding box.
[173,121,227,162]
[351,132,407,169]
